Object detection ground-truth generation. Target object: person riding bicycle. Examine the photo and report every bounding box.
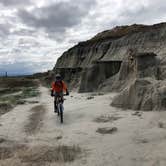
[51,74,69,112]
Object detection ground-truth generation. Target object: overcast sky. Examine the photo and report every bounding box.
[0,0,166,75]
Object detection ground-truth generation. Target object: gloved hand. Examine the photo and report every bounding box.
[51,90,54,97]
[66,89,69,96]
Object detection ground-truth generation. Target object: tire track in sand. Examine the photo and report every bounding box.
[24,105,46,135]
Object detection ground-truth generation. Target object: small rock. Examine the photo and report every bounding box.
[28,101,39,104]
[158,121,165,128]
[136,138,149,144]
[132,111,142,117]
[87,96,94,100]
[17,100,26,105]
[0,138,6,143]
[56,136,62,140]
[96,127,118,134]
[140,139,149,144]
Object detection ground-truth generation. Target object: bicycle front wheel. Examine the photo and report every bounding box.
[59,103,64,123]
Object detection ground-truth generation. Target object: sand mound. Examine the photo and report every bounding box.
[111,52,166,111]
[111,78,166,111]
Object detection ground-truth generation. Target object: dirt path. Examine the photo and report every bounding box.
[1,86,166,166]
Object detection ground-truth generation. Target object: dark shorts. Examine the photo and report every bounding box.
[54,92,64,102]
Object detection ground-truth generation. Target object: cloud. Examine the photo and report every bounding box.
[0,0,32,7]
[0,23,11,37]
[116,0,166,25]
[17,0,97,40]
[13,28,36,36]
[1,0,166,75]
[91,0,166,29]
[0,32,65,75]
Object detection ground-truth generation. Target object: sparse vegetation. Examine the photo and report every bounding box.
[20,145,82,163]
[21,87,40,98]
[0,77,40,116]
[0,144,27,160]
[0,88,22,96]
[0,103,13,116]
[0,87,39,109]
[0,144,82,165]
[0,87,39,102]
[0,77,38,88]
[0,147,14,160]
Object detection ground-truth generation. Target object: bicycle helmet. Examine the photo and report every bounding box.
[55,73,62,81]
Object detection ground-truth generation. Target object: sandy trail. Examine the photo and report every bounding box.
[1,85,166,166]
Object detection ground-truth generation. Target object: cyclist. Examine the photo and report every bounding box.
[51,74,69,112]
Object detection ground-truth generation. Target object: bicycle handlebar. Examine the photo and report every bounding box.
[52,94,69,97]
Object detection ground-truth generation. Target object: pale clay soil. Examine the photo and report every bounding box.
[0,86,166,166]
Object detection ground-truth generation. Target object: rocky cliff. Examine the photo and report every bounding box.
[53,22,166,94]
[55,23,166,69]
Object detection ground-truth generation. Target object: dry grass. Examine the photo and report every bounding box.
[0,87,40,117]
[94,114,122,123]
[0,147,15,160]
[20,145,82,164]
[24,105,46,135]
[0,77,38,89]
[0,144,27,160]
[0,159,24,166]
[96,127,118,134]
[0,143,27,166]
[0,103,13,116]
[0,141,82,165]
[0,88,22,96]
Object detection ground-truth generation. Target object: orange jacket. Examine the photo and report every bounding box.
[51,81,67,93]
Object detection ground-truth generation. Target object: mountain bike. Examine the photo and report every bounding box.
[54,95,65,123]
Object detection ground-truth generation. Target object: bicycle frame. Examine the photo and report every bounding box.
[56,96,64,123]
